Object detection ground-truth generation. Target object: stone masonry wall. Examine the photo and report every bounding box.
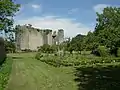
[15,25,64,51]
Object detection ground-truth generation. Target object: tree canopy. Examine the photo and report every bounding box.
[94,7,120,55]
[0,0,20,38]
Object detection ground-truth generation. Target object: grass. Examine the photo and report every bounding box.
[6,53,77,90]
[0,57,13,90]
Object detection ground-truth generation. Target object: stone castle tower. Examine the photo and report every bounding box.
[15,25,64,51]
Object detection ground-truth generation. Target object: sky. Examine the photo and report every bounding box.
[14,0,120,37]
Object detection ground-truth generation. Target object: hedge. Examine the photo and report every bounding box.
[0,37,6,65]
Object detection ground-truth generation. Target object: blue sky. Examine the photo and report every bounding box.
[14,0,120,37]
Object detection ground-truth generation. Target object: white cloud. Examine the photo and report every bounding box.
[31,4,41,9]
[68,8,79,14]
[15,16,93,37]
[93,4,110,13]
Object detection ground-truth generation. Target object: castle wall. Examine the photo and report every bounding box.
[15,26,29,51]
[37,30,44,47]
[57,29,64,44]
[15,25,65,51]
[20,26,29,50]
[47,31,52,45]
[15,31,20,51]
[29,29,44,50]
[42,31,48,45]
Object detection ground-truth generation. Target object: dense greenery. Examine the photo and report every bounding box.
[0,0,20,53]
[35,52,120,67]
[61,7,120,57]
[0,0,20,39]
[93,7,120,56]
[0,0,19,89]
[0,37,6,65]
[37,44,58,53]
[5,40,16,53]
[0,57,13,90]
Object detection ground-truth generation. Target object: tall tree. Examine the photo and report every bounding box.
[94,7,120,55]
[0,0,20,39]
[70,34,85,54]
[84,31,99,51]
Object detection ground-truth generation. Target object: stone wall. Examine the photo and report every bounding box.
[57,29,64,44]
[29,28,44,50]
[47,31,52,45]
[15,25,64,51]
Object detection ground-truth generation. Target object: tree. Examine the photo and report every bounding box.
[70,34,85,54]
[0,0,20,39]
[84,31,99,51]
[94,7,120,56]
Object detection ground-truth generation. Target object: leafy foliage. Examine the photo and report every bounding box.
[35,52,120,67]
[94,7,120,56]
[64,34,86,54]
[35,52,43,60]
[84,32,99,51]
[0,37,6,65]
[38,44,57,53]
[96,46,109,57]
[5,40,16,53]
[0,0,20,39]
[0,57,13,90]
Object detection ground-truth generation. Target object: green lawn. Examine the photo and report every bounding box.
[5,53,77,90]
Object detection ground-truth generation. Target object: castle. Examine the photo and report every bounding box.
[15,24,64,51]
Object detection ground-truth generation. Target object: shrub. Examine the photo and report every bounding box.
[38,44,57,53]
[35,52,43,60]
[96,46,109,57]
[4,41,16,53]
[0,37,6,65]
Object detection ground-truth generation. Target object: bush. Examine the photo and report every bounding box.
[38,44,56,53]
[96,46,109,57]
[35,52,120,67]
[4,41,16,53]
[35,52,43,60]
[0,37,6,65]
